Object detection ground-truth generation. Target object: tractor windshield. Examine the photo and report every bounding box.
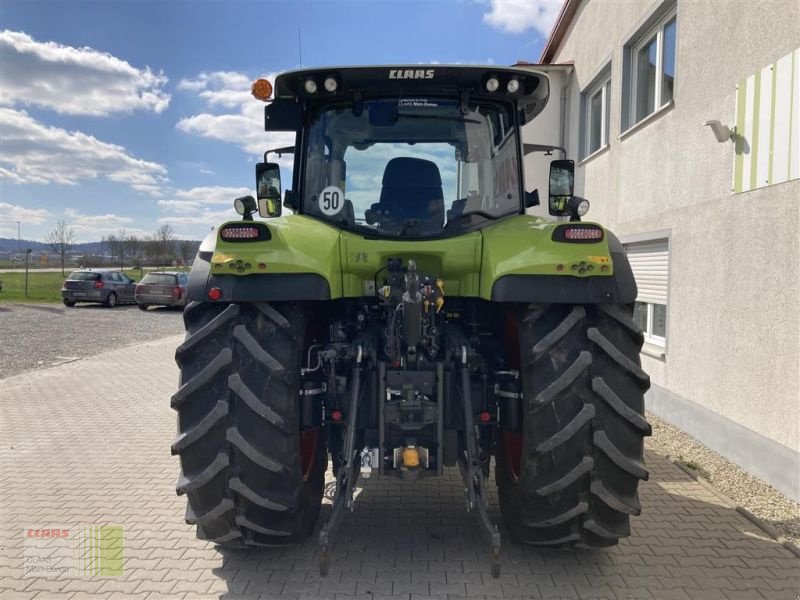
[301,98,521,238]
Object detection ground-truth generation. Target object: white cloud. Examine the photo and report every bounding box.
[0,30,169,116]
[155,186,253,237]
[0,108,167,193]
[159,208,234,227]
[0,202,52,224]
[482,0,561,36]
[61,207,151,241]
[176,71,295,157]
[157,186,252,212]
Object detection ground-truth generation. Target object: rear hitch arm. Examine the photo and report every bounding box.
[319,345,363,576]
[456,344,502,578]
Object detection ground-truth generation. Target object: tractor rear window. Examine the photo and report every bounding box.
[302,98,520,238]
[68,272,101,281]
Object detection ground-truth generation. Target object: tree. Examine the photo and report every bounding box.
[179,240,197,266]
[104,228,127,268]
[127,234,142,268]
[46,220,76,275]
[154,224,175,267]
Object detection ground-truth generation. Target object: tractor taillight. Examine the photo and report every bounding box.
[220,223,270,242]
[221,226,259,240]
[565,228,603,241]
[552,224,604,243]
[208,287,222,301]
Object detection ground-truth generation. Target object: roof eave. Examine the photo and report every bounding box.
[539,0,583,64]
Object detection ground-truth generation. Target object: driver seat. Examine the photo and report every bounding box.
[371,157,444,234]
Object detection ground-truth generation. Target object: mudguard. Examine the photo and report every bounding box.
[186,215,342,303]
[480,215,637,304]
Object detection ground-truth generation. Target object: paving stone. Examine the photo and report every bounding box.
[1,335,798,600]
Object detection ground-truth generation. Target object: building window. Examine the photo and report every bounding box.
[624,237,670,348]
[633,301,667,346]
[580,64,611,158]
[624,7,677,130]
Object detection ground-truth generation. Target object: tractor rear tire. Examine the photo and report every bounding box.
[496,304,651,547]
[171,301,326,546]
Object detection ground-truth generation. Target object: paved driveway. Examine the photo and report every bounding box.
[0,336,797,600]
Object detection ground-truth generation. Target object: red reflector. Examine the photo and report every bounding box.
[564,227,603,240]
[208,287,222,301]
[221,226,259,240]
[479,411,491,423]
[331,410,342,422]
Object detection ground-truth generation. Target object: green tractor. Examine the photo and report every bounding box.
[171,65,651,576]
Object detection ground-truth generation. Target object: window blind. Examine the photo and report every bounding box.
[624,239,669,305]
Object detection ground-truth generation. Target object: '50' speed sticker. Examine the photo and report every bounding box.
[319,186,344,216]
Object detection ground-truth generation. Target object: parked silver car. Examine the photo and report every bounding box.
[61,269,136,308]
[135,271,188,310]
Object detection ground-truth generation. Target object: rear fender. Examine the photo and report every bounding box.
[481,215,637,304]
[186,215,342,303]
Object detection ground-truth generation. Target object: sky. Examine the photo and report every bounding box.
[0,0,560,242]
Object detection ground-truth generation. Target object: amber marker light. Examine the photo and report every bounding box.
[251,78,273,101]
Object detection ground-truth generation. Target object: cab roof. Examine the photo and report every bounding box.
[273,64,550,123]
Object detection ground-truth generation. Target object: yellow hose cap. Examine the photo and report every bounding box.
[402,447,420,468]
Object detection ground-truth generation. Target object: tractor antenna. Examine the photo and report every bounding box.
[297,28,303,68]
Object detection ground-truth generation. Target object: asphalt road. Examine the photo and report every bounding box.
[0,303,185,379]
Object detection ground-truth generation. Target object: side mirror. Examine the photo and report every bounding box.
[256,162,282,218]
[548,159,575,216]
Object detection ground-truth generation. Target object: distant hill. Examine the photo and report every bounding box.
[0,238,197,254]
[0,238,51,252]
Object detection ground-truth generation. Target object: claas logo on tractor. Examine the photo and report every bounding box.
[172,64,650,579]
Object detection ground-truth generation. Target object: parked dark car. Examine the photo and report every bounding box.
[135,271,188,310]
[61,269,136,307]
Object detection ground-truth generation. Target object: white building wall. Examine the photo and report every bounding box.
[531,0,800,499]
[520,66,572,218]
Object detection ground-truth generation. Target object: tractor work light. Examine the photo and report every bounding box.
[304,79,318,94]
[324,76,338,92]
[233,195,257,216]
[575,198,590,217]
[507,78,520,93]
[485,77,500,92]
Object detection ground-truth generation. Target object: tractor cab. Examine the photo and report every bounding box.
[247,66,587,229]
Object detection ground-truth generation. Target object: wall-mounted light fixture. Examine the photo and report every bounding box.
[704,120,735,143]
